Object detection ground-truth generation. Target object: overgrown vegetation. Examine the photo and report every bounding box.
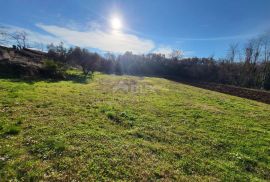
[42,59,66,79]
[0,72,269,181]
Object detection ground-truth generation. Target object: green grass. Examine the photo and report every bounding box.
[0,72,269,181]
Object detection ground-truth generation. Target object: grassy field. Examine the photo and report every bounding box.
[0,72,270,181]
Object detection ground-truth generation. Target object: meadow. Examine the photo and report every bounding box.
[0,72,269,181]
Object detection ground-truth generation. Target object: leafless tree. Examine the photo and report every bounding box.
[227,43,239,62]
[170,49,184,60]
[245,41,255,64]
[9,31,28,49]
[258,33,270,88]
[261,33,270,63]
[253,38,263,63]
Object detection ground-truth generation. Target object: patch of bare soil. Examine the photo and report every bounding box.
[190,82,270,104]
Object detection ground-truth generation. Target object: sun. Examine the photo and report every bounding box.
[111,17,122,30]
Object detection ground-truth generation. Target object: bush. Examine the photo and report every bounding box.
[106,111,120,123]
[42,60,66,79]
[43,60,58,71]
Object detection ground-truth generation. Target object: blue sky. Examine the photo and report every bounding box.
[0,0,270,57]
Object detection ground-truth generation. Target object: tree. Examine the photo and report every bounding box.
[261,33,270,63]
[0,28,30,48]
[260,33,270,89]
[81,51,100,75]
[67,47,100,75]
[227,43,239,62]
[9,31,28,49]
[47,42,67,62]
[170,49,184,60]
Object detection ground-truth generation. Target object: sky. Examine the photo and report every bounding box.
[0,0,270,58]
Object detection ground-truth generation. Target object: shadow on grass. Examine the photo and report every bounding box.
[0,72,93,84]
[65,73,93,84]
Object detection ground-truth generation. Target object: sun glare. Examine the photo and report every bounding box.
[111,17,122,30]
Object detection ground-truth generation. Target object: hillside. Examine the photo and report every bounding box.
[0,73,269,181]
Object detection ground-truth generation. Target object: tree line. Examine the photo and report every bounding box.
[45,32,270,90]
[1,28,270,90]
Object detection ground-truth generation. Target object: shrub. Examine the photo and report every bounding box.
[42,59,66,79]
[106,111,121,123]
[43,60,58,72]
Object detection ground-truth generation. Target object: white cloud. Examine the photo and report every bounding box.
[175,34,259,41]
[0,24,60,47]
[153,46,173,58]
[153,46,194,58]
[1,23,195,56]
[36,23,155,54]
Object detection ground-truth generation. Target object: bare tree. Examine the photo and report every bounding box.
[258,33,270,88]
[253,38,263,63]
[261,33,270,63]
[170,49,184,60]
[227,43,239,62]
[243,38,264,87]
[245,41,254,64]
[9,31,28,49]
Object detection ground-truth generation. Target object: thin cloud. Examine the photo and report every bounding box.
[153,46,194,58]
[153,46,173,57]
[0,24,60,46]
[2,23,197,55]
[36,23,155,54]
[175,33,259,42]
